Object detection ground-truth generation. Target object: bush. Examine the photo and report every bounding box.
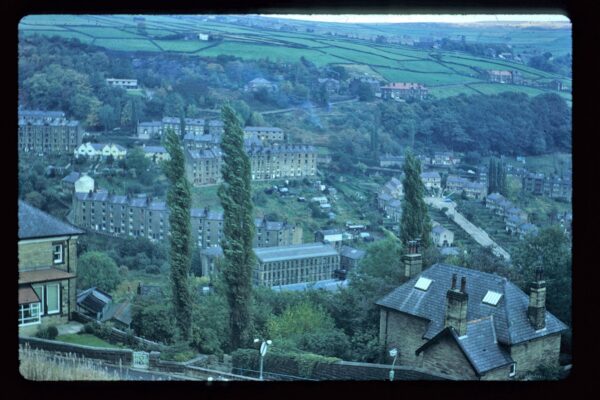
[161,341,195,362]
[36,325,59,340]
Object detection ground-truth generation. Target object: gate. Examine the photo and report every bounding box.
[132,351,150,369]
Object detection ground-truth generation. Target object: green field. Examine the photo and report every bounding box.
[374,67,482,86]
[93,38,161,52]
[154,40,214,52]
[198,42,346,66]
[19,14,571,100]
[467,82,571,103]
[428,85,481,98]
[70,26,146,38]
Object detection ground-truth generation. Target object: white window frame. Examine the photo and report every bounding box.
[19,303,41,326]
[45,283,61,315]
[509,363,517,377]
[33,285,45,315]
[53,243,64,264]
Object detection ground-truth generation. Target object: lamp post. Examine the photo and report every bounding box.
[254,338,272,381]
[389,348,398,381]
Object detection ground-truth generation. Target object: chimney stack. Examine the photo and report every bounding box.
[527,267,546,330]
[403,239,423,278]
[445,275,468,336]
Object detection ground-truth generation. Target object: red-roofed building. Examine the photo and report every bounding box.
[381,82,428,100]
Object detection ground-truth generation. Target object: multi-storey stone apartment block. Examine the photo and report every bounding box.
[70,191,300,250]
[184,141,317,187]
[18,109,82,155]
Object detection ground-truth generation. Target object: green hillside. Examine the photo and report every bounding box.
[19,14,571,100]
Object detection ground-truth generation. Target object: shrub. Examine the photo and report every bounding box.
[36,325,59,340]
[161,341,195,362]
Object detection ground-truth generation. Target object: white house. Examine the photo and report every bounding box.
[74,174,95,193]
[74,143,127,160]
[431,224,454,247]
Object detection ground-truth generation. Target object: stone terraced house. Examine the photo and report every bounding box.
[18,109,82,155]
[18,201,84,335]
[70,191,300,251]
[377,258,568,380]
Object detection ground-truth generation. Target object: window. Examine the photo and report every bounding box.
[46,284,60,314]
[19,303,41,326]
[509,363,516,377]
[53,243,64,264]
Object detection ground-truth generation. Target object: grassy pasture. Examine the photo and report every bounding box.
[397,60,457,73]
[374,66,483,86]
[198,42,346,66]
[70,26,147,38]
[20,15,95,25]
[428,85,481,98]
[93,38,161,52]
[318,40,422,61]
[154,40,214,52]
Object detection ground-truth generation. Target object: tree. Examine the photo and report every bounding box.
[131,298,177,344]
[77,251,120,292]
[400,151,432,248]
[511,226,571,326]
[246,111,265,127]
[218,105,255,351]
[163,128,193,340]
[357,82,375,102]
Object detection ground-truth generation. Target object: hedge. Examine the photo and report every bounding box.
[231,347,340,379]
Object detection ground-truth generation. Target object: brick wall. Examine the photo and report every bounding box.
[379,308,429,366]
[510,333,562,377]
[418,334,478,379]
[19,336,133,365]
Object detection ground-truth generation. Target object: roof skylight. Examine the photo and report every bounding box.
[414,277,433,291]
[482,290,503,306]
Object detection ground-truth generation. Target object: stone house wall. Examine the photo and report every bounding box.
[379,308,429,366]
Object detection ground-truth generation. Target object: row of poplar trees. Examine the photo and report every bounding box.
[163,105,434,350]
[163,105,254,349]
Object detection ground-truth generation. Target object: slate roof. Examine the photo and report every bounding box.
[19,201,84,239]
[254,243,338,263]
[143,146,168,154]
[139,121,162,127]
[103,301,132,326]
[272,278,348,292]
[77,287,112,314]
[376,263,568,345]
[61,171,81,184]
[432,225,451,235]
[421,171,441,179]
[340,245,366,260]
[244,126,283,132]
[416,316,514,376]
[486,193,505,202]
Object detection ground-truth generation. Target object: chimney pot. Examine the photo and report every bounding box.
[460,277,466,293]
[451,274,457,290]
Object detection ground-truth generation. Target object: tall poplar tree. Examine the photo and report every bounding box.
[218,105,255,351]
[164,128,192,340]
[400,150,432,248]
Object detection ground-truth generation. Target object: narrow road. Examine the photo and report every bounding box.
[426,196,511,261]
